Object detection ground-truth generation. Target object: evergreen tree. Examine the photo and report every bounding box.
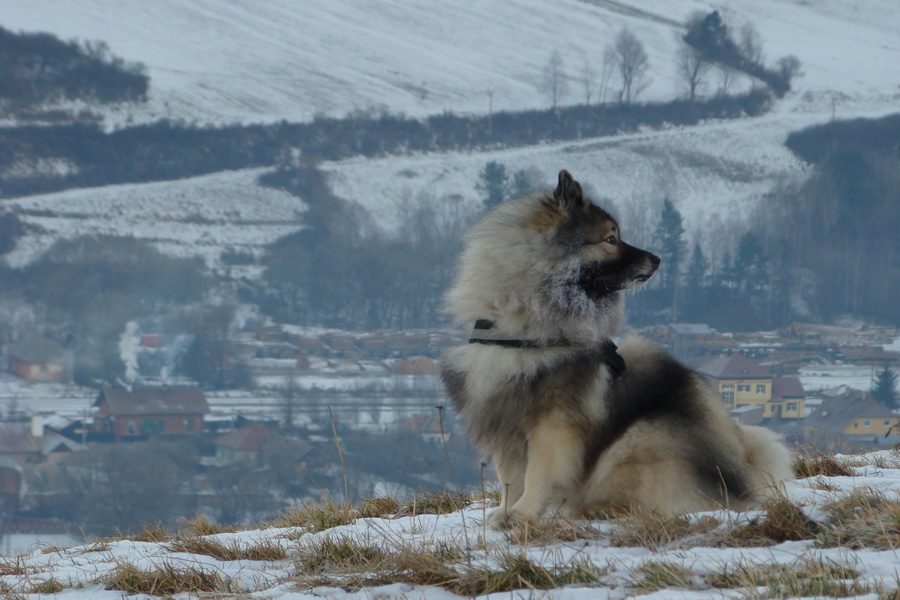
[475,161,510,209]
[871,365,899,409]
[683,242,709,319]
[510,169,533,197]
[734,231,768,296]
[654,198,686,294]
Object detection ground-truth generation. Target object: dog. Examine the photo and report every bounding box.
[441,170,792,527]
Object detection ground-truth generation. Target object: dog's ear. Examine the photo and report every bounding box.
[553,170,587,215]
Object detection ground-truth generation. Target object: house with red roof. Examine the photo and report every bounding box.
[93,387,209,442]
[213,423,311,467]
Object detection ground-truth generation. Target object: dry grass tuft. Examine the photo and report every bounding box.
[609,510,720,549]
[399,491,473,516]
[270,496,356,533]
[127,522,172,543]
[358,496,403,518]
[22,578,65,595]
[179,514,237,537]
[709,558,866,597]
[100,562,236,596]
[793,449,854,478]
[818,488,900,549]
[446,553,604,596]
[291,534,606,596]
[295,536,388,575]
[634,561,694,591]
[505,518,602,546]
[169,536,287,561]
[727,497,819,546]
[0,557,30,576]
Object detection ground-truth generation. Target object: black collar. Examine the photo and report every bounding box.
[468,319,626,378]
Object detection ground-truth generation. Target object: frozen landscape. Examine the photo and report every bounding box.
[2,0,900,587]
[3,0,900,271]
[3,450,900,599]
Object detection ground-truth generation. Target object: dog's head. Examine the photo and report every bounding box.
[548,170,660,299]
[446,170,659,342]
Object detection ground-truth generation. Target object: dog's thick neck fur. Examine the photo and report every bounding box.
[445,193,625,345]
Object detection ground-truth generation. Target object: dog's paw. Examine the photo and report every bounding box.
[485,507,535,529]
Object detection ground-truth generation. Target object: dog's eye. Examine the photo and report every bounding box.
[604,235,618,245]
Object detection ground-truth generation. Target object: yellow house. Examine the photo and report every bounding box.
[698,353,805,421]
[803,389,900,452]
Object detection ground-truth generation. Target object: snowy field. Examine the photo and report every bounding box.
[3,450,900,598]
[2,168,305,270]
[2,0,900,126]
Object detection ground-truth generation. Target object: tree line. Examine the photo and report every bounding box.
[0,89,773,198]
[630,113,900,329]
[0,26,148,107]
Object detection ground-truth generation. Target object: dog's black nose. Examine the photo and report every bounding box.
[650,253,661,268]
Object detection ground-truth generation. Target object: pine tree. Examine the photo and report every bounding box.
[683,242,709,319]
[475,161,510,209]
[654,198,686,294]
[871,365,899,409]
[510,169,532,197]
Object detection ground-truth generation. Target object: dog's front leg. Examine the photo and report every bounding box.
[488,414,582,528]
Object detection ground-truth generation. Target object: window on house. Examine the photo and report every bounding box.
[864,420,871,427]
[127,420,136,434]
[723,392,735,404]
[756,385,765,394]
[737,385,750,392]
[185,419,194,432]
[787,402,797,412]
[39,364,49,373]
[722,384,734,390]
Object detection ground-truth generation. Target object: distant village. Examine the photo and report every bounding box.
[1,319,898,549]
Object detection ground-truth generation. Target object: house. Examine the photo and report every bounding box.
[698,353,806,421]
[803,389,900,452]
[214,423,311,467]
[0,456,23,512]
[398,414,447,443]
[0,421,82,466]
[8,333,73,382]
[93,386,210,442]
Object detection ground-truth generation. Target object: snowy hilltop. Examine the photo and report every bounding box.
[3,450,900,599]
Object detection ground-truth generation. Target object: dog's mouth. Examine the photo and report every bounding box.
[578,253,659,298]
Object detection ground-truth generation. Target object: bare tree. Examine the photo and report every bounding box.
[609,28,651,105]
[716,63,735,96]
[539,50,569,109]
[581,58,596,105]
[598,47,616,104]
[776,55,803,85]
[738,21,764,65]
[675,43,711,100]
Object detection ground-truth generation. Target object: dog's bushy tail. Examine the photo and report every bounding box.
[739,424,794,499]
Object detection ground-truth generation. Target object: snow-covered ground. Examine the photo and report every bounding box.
[2,0,899,126]
[2,168,305,270]
[4,450,900,598]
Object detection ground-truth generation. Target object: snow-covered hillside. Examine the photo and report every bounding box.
[4,451,900,598]
[3,168,304,270]
[8,91,898,271]
[2,0,900,269]
[2,0,900,125]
